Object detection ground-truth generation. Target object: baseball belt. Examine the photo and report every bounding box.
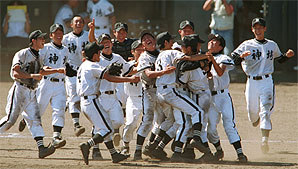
[211,89,226,96]
[19,82,35,90]
[44,76,64,82]
[95,26,108,29]
[247,74,270,80]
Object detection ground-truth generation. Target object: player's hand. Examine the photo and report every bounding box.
[5,14,10,21]
[129,76,140,83]
[163,65,176,75]
[88,18,95,30]
[240,51,251,58]
[286,49,295,58]
[206,51,214,61]
[175,56,189,62]
[57,68,66,74]
[31,74,42,80]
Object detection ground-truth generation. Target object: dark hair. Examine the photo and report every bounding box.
[71,15,84,24]
[190,44,197,54]
[8,0,24,6]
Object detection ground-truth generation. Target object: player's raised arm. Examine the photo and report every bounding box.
[88,18,96,43]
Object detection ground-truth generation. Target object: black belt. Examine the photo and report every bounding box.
[44,76,64,82]
[138,95,142,97]
[211,89,225,96]
[248,74,270,80]
[19,82,35,90]
[83,94,98,99]
[145,84,157,89]
[95,26,108,29]
[102,91,115,95]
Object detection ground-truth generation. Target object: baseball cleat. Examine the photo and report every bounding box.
[151,148,168,160]
[92,148,103,160]
[52,137,66,149]
[38,144,56,159]
[111,152,130,163]
[196,152,215,163]
[237,153,248,163]
[113,133,121,147]
[133,150,142,161]
[181,148,195,160]
[170,152,185,163]
[121,146,130,155]
[79,143,90,165]
[74,125,85,137]
[213,149,224,161]
[190,139,209,153]
[261,141,269,154]
[18,119,26,132]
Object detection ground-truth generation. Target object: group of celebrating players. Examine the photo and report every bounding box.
[0,14,294,165]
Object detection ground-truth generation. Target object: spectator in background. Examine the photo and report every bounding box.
[2,0,31,48]
[87,0,116,37]
[54,0,79,34]
[203,0,235,55]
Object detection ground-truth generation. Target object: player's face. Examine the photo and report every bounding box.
[71,16,84,34]
[252,24,266,40]
[114,29,127,43]
[142,34,156,51]
[93,52,100,62]
[50,29,64,45]
[33,37,46,50]
[166,39,175,49]
[178,26,194,39]
[208,39,223,53]
[100,39,113,55]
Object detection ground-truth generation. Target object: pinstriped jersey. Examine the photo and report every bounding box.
[210,54,234,91]
[77,60,106,97]
[62,31,89,68]
[97,53,134,92]
[232,38,282,76]
[179,68,209,92]
[155,50,185,87]
[39,42,67,79]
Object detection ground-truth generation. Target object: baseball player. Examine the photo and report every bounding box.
[153,33,210,162]
[121,40,144,155]
[172,20,195,51]
[87,0,116,37]
[204,34,247,162]
[133,30,170,160]
[0,30,65,158]
[62,15,89,137]
[175,34,213,162]
[231,18,295,154]
[77,42,138,165]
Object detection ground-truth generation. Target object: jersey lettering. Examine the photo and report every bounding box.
[68,43,77,53]
[251,49,262,60]
[49,53,59,64]
[266,50,273,60]
[96,9,102,17]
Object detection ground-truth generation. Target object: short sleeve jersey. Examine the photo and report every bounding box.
[62,31,89,68]
[54,4,73,33]
[155,50,185,87]
[231,38,282,76]
[77,60,106,97]
[137,51,159,86]
[39,42,68,79]
[210,54,234,91]
[87,0,114,28]
[179,68,209,92]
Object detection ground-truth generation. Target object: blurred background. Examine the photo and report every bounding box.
[0,0,297,82]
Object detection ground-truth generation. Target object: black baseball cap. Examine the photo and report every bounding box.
[50,23,64,33]
[29,30,47,42]
[83,42,104,59]
[131,40,142,50]
[252,17,266,27]
[179,20,194,30]
[97,33,111,43]
[177,34,199,47]
[191,34,205,43]
[140,30,155,41]
[156,31,176,48]
[114,22,128,32]
[208,34,226,48]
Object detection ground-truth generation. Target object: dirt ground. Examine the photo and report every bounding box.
[0,82,297,169]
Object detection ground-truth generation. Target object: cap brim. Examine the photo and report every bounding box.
[115,27,127,32]
[37,33,47,38]
[170,35,177,39]
[140,30,154,41]
[176,40,186,46]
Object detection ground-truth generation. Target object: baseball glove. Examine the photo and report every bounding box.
[107,62,123,76]
[65,62,77,77]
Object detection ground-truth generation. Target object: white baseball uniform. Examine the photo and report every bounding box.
[0,48,45,138]
[62,31,89,115]
[136,50,164,137]
[97,53,134,130]
[179,67,211,143]
[122,69,142,143]
[207,53,241,144]
[54,4,73,34]
[232,38,282,130]
[155,50,204,132]
[77,59,113,141]
[87,0,114,37]
[37,42,67,127]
